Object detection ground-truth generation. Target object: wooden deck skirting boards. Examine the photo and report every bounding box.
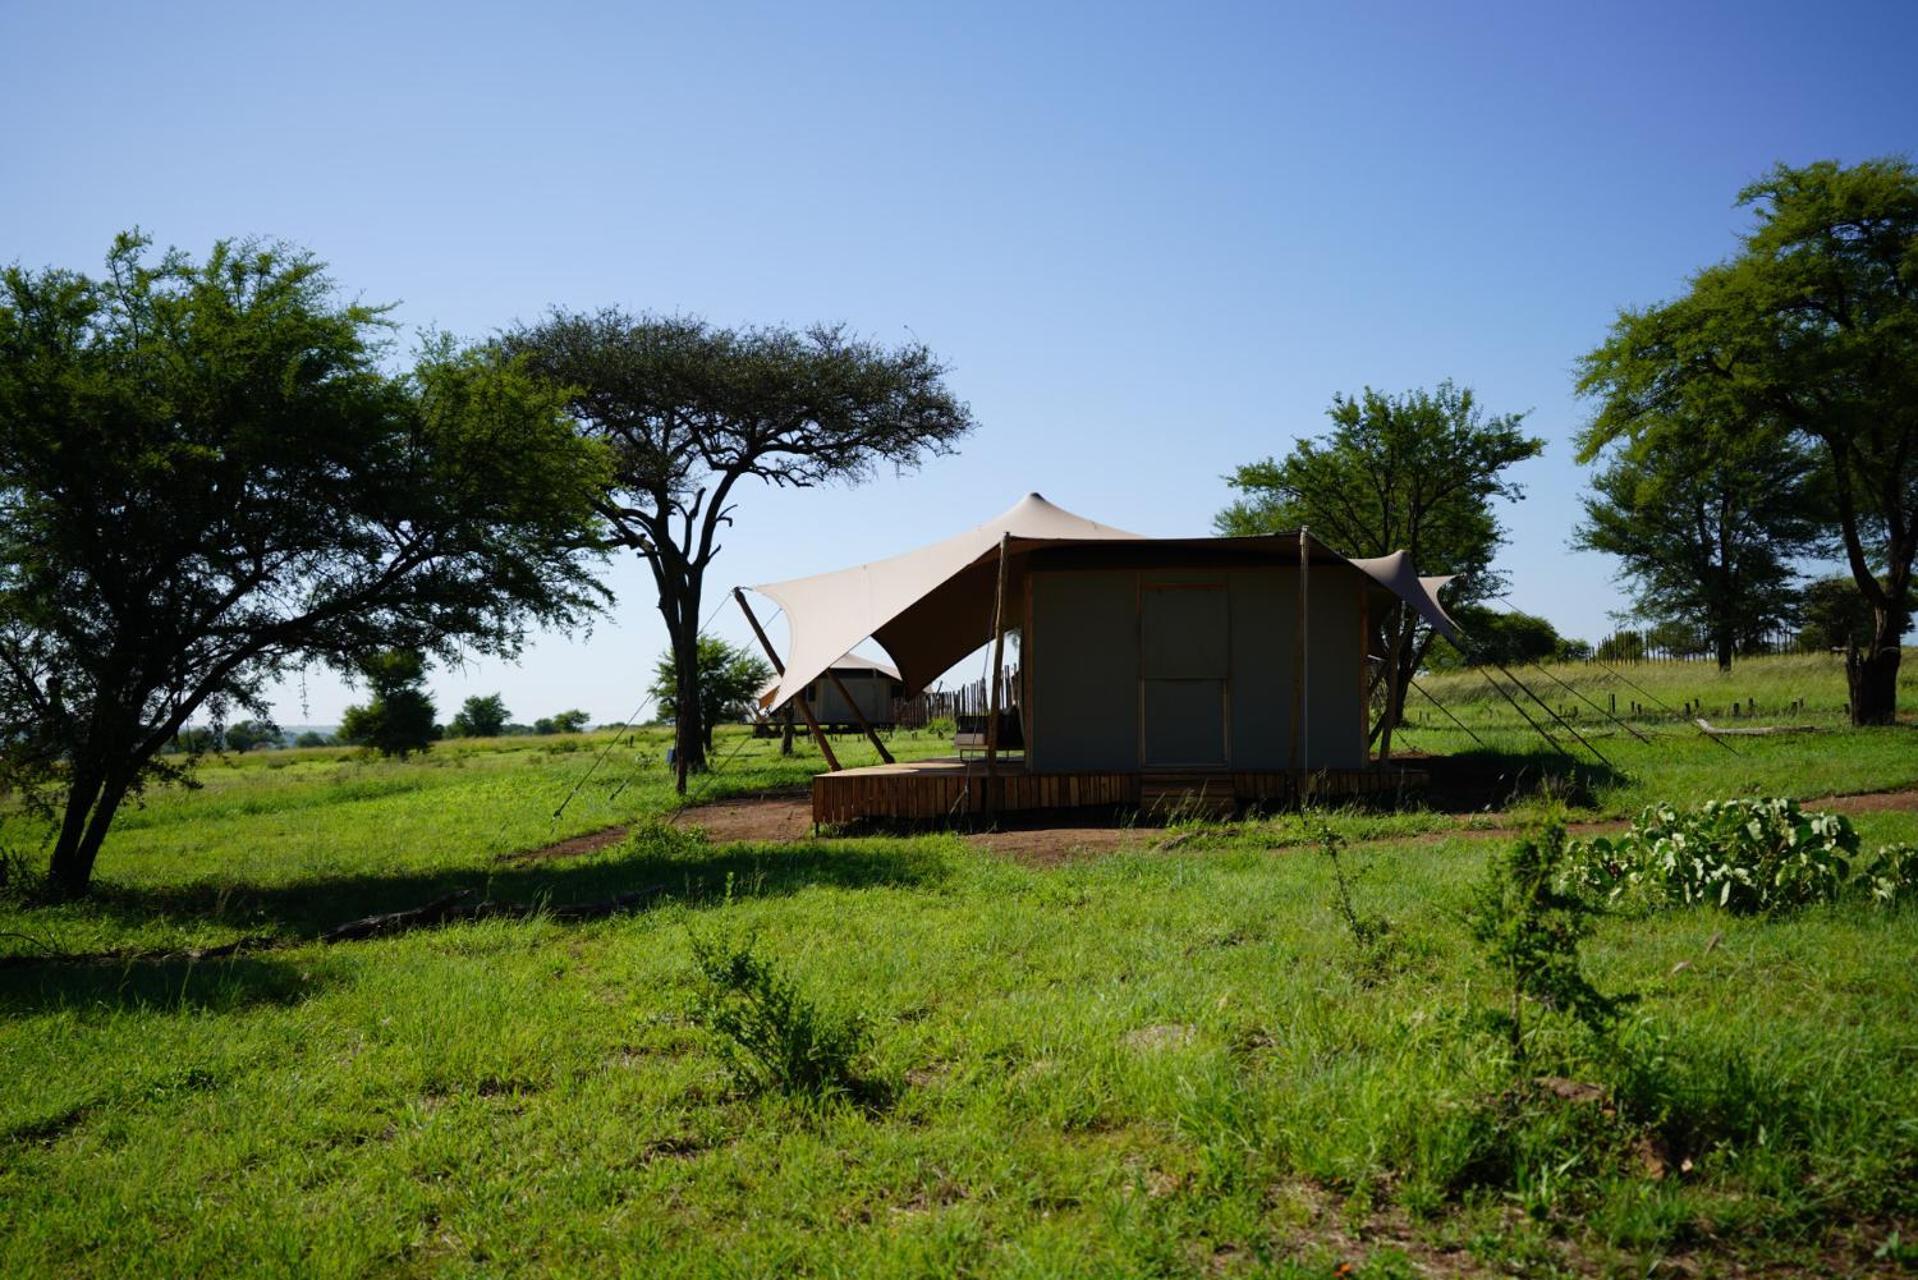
[810,759,1428,826]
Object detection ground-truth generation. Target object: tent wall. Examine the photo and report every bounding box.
[802,668,901,725]
[1024,564,1366,772]
[1026,571,1140,769]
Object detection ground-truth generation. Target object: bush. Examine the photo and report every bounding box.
[687,927,872,1101]
[1571,798,1918,914]
[1466,822,1632,1060]
[338,650,437,757]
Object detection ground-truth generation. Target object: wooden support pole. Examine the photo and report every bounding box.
[823,668,894,764]
[1290,528,1308,771]
[1301,529,1311,762]
[733,588,840,772]
[984,533,1012,812]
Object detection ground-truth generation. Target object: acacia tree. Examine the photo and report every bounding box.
[1571,411,1829,670]
[338,650,438,757]
[648,635,772,754]
[1217,381,1542,755]
[449,693,510,738]
[0,234,610,898]
[1580,159,1918,722]
[506,311,973,790]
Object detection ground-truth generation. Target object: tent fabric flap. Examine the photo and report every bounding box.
[750,493,1141,711]
[1345,552,1463,641]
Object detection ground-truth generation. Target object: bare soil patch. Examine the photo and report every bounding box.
[506,785,1918,869]
[505,825,632,864]
[669,790,814,843]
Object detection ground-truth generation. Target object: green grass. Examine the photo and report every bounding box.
[1401,646,1918,817]
[2,662,1916,1276]
[1416,646,1918,729]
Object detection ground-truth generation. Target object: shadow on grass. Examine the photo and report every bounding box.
[1416,749,1623,813]
[40,834,951,951]
[0,952,320,1017]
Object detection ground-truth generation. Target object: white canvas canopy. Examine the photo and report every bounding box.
[749,493,1461,713]
[752,493,1140,711]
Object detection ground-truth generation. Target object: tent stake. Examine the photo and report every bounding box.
[734,588,840,772]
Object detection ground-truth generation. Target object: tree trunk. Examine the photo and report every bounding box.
[668,626,707,793]
[1377,607,1410,761]
[46,765,104,900]
[1846,607,1904,726]
[1715,629,1734,672]
[45,763,133,900]
[780,707,794,756]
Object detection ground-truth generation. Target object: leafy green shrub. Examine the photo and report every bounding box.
[1861,842,1918,906]
[1466,822,1632,1060]
[1571,798,1918,914]
[687,926,872,1101]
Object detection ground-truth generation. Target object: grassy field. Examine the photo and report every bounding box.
[2,654,1916,1277]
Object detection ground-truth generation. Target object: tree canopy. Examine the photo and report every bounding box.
[1578,159,1918,721]
[649,635,773,754]
[535,709,591,735]
[1217,381,1542,752]
[506,310,973,787]
[0,233,611,896]
[1428,605,1583,671]
[449,693,510,739]
[1571,411,1829,669]
[338,650,437,758]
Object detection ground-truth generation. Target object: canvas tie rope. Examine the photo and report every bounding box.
[1489,590,1742,758]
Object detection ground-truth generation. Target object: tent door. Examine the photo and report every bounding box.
[1140,583,1229,767]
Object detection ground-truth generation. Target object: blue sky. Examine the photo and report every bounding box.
[4,1,1914,725]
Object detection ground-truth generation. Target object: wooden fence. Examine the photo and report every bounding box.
[890,666,1021,729]
[1584,627,1830,664]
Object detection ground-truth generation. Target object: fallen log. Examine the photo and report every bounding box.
[1693,719,1821,737]
[319,889,479,943]
[319,885,668,944]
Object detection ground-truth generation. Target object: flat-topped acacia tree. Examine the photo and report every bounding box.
[0,234,611,898]
[505,310,974,789]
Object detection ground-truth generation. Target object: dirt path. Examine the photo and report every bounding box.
[505,785,1918,868]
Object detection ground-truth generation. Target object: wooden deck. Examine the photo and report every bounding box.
[811,757,1428,825]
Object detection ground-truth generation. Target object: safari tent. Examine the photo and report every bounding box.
[756,654,904,730]
[741,494,1459,824]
